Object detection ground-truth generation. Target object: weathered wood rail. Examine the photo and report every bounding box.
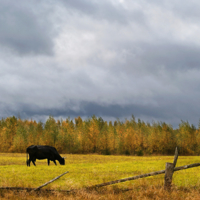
[0,147,200,192]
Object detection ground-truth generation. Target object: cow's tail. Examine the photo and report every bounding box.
[26,149,29,166]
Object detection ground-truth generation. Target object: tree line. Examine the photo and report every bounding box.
[0,115,200,155]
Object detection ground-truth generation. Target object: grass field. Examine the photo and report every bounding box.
[0,153,200,199]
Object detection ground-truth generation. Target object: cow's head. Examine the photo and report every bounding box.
[59,157,65,165]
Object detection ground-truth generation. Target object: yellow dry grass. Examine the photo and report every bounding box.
[0,153,200,199]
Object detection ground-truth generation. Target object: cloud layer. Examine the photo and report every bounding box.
[1,0,200,127]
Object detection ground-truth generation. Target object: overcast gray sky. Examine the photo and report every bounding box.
[1,0,200,128]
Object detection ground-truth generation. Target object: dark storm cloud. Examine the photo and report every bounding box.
[143,43,200,69]
[123,42,200,71]
[2,101,163,121]
[0,0,55,55]
[5,100,198,128]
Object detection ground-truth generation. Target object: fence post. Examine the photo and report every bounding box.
[164,147,178,190]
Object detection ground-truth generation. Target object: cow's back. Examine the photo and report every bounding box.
[27,145,38,154]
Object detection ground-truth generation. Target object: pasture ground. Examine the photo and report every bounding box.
[0,153,200,199]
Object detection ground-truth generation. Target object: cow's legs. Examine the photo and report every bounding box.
[27,159,30,166]
[27,157,33,166]
[53,160,57,165]
[32,161,36,166]
[31,158,36,166]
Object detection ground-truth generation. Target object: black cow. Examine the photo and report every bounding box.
[26,145,65,166]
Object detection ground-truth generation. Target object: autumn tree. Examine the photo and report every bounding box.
[12,119,28,152]
[177,121,197,155]
[88,116,100,152]
[0,116,18,152]
[44,116,59,146]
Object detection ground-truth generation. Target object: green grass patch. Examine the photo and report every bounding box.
[0,153,200,190]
